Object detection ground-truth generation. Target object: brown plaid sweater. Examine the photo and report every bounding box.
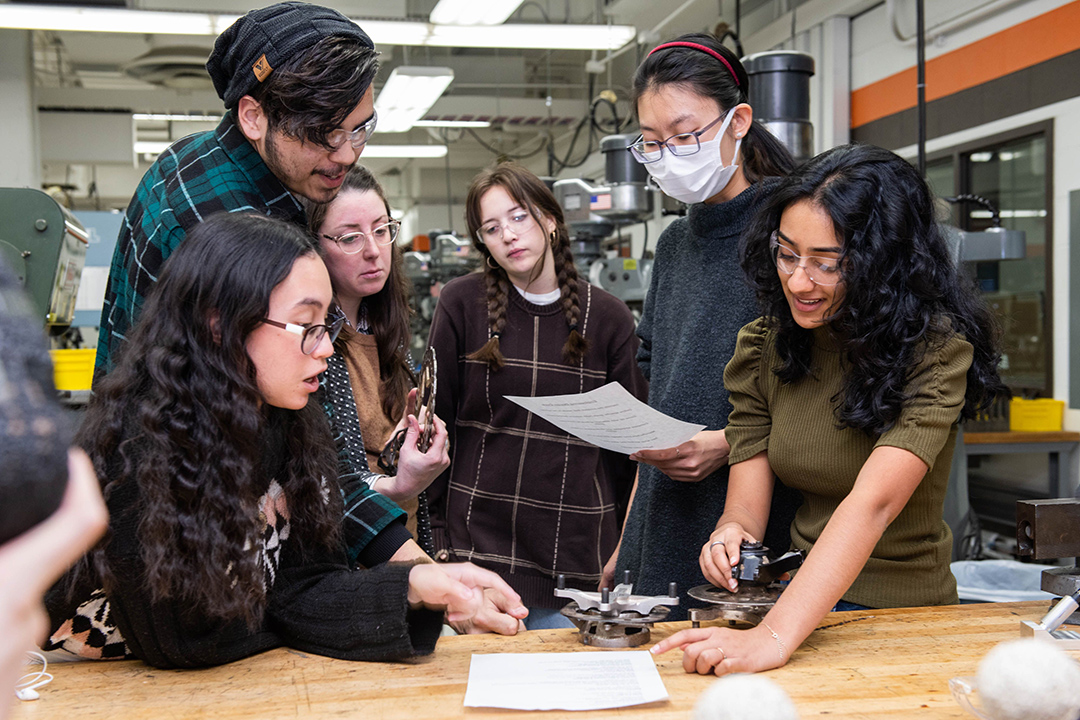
[427,273,647,607]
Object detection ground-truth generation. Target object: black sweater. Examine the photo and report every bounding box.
[46,408,442,668]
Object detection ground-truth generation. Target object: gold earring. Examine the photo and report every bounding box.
[486,255,499,270]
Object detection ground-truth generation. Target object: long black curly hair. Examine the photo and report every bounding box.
[78,212,341,628]
[740,143,1007,435]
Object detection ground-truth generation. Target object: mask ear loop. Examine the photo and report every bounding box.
[14,651,53,702]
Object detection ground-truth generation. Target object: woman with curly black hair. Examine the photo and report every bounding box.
[44,212,520,668]
[653,144,1006,675]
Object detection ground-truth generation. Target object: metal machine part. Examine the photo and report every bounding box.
[687,541,806,628]
[0,188,89,330]
[378,347,437,473]
[743,51,816,164]
[555,571,678,648]
[404,232,479,353]
[587,257,652,306]
[553,133,654,280]
[1017,499,1080,603]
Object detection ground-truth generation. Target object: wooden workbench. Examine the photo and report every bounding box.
[11,601,1066,719]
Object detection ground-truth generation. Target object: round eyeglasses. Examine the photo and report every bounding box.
[326,110,378,151]
[770,232,842,286]
[474,209,537,244]
[261,312,346,355]
[626,110,728,164]
[323,221,400,254]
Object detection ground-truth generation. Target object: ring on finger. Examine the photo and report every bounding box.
[715,646,726,661]
[675,448,681,457]
[710,540,725,549]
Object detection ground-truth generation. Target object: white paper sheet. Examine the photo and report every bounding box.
[504,382,706,455]
[463,651,669,711]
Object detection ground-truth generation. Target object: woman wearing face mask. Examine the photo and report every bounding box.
[608,34,802,618]
[651,143,1006,675]
[426,162,647,630]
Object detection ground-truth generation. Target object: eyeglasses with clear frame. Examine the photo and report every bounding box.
[261,311,347,355]
[474,209,537,244]
[326,110,378,151]
[626,110,729,164]
[770,231,843,286]
[322,220,400,254]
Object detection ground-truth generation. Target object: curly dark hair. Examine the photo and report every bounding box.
[250,35,378,150]
[463,161,588,370]
[632,32,795,184]
[740,143,1007,435]
[78,212,341,628]
[308,165,415,421]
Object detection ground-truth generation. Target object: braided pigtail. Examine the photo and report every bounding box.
[551,230,589,365]
[466,258,511,370]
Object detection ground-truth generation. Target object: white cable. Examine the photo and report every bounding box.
[14,651,53,702]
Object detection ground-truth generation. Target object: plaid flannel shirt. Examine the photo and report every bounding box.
[95,112,305,373]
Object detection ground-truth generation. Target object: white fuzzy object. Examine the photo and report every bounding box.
[692,673,799,720]
[976,638,1080,720]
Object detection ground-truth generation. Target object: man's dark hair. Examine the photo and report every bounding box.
[250,35,378,150]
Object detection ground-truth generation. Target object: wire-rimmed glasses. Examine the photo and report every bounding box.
[626,111,728,164]
[326,110,378,151]
[769,232,843,286]
[474,209,537,244]
[322,220,400,254]
[262,311,347,355]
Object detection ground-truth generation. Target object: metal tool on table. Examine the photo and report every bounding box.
[555,571,678,648]
[688,541,805,628]
[1017,498,1080,648]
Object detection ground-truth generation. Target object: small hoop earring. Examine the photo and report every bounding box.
[486,255,499,270]
[550,230,557,246]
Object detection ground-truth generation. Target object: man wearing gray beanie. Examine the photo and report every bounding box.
[94,2,413,566]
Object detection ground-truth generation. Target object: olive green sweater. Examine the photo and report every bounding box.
[724,318,972,608]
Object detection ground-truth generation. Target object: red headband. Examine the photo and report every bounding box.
[647,41,740,88]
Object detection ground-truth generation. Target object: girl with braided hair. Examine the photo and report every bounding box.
[426,161,647,630]
[652,144,1006,675]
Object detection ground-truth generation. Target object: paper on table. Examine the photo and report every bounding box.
[463,651,669,711]
[504,382,705,455]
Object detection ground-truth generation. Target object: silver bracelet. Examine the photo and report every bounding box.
[762,622,787,663]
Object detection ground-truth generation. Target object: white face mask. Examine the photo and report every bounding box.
[643,109,742,205]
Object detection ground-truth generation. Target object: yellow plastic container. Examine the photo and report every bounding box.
[1008,397,1064,432]
[50,348,96,391]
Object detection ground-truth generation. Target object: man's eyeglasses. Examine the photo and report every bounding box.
[322,220,400,254]
[474,209,537,244]
[770,232,842,286]
[626,110,729,164]
[326,110,378,151]
[261,311,346,355]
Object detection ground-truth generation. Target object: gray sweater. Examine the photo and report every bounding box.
[615,182,801,620]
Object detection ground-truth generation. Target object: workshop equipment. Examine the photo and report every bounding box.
[743,51,816,164]
[1016,498,1080,648]
[555,571,678,648]
[688,541,805,628]
[0,188,89,331]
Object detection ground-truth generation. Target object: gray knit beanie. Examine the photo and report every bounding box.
[206,2,374,109]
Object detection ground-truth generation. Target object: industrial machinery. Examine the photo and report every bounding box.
[0,188,89,332]
[553,133,655,308]
[1017,498,1080,646]
[743,51,816,165]
[403,231,479,352]
[687,541,805,628]
[555,571,678,648]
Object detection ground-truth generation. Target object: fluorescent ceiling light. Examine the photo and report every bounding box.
[375,67,454,134]
[134,113,222,122]
[430,0,524,25]
[414,120,491,128]
[0,6,634,50]
[134,141,172,155]
[360,145,448,158]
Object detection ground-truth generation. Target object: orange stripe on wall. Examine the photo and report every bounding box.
[851,0,1080,128]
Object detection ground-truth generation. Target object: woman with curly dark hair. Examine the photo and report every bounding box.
[426,161,646,629]
[44,212,520,668]
[653,144,1006,675]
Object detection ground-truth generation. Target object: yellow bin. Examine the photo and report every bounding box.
[1009,397,1064,432]
[51,348,96,391]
